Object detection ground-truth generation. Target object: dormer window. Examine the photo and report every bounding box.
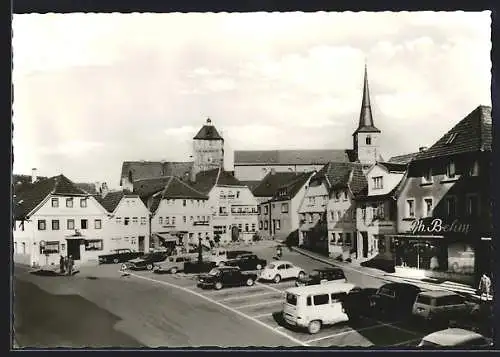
[446,161,456,179]
[469,160,479,176]
[366,136,372,145]
[372,176,383,190]
[422,168,433,183]
[445,132,458,145]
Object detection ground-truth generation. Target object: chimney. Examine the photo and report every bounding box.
[101,182,109,198]
[95,181,101,193]
[31,168,37,183]
[419,146,428,153]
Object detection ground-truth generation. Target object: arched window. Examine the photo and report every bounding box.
[366,136,372,145]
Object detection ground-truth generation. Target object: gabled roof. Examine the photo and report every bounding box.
[414,105,492,161]
[388,152,420,164]
[353,64,380,135]
[94,191,140,213]
[120,161,193,185]
[190,168,243,195]
[133,177,173,198]
[13,174,88,220]
[314,162,367,197]
[271,172,313,201]
[234,149,356,165]
[75,183,98,195]
[239,180,261,192]
[193,119,223,140]
[252,172,299,197]
[161,177,208,200]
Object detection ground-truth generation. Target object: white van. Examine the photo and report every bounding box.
[282,282,356,334]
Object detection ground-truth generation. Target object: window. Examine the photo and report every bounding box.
[264,220,268,230]
[263,205,269,215]
[259,221,263,230]
[124,217,130,226]
[132,217,138,224]
[345,232,352,245]
[95,219,102,229]
[116,217,122,224]
[257,206,261,214]
[85,239,103,251]
[446,161,456,179]
[423,168,433,183]
[38,220,46,230]
[276,220,281,230]
[66,198,73,208]
[183,216,187,223]
[166,217,170,224]
[183,199,187,206]
[51,220,59,230]
[172,216,176,224]
[446,196,457,217]
[469,160,479,176]
[140,217,146,225]
[281,203,289,213]
[245,223,249,232]
[445,132,458,144]
[238,223,242,230]
[466,195,479,217]
[313,294,330,306]
[376,203,385,219]
[67,219,75,230]
[331,292,347,303]
[190,216,194,222]
[424,198,433,217]
[51,198,59,208]
[286,293,297,306]
[361,206,366,220]
[373,176,383,189]
[81,219,88,229]
[22,242,26,254]
[159,217,163,225]
[80,198,87,208]
[251,223,256,232]
[236,191,240,198]
[406,199,415,218]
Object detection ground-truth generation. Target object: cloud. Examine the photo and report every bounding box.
[39,140,104,157]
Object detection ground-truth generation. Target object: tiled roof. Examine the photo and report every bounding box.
[161,177,208,200]
[414,105,492,161]
[149,195,162,214]
[120,161,193,185]
[388,152,420,164]
[13,174,49,194]
[234,149,356,165]
[133,177,173,198]
[377,162,408,173]
[252,172,299,197]
[193,123,223,140]
[239,180,261,192]
[190,168,243,194]
[13,174,88,220]
[271,172,313,201]
[315,162,367,197]
[75,183,98,195]
[94,191,135,213]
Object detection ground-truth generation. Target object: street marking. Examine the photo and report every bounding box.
[256,282,284,293]
[218,291,278,302]
[252,312,273,319]
[125,271,309,347]
[391,337,423,347]
[375,320,421,336]
[234,300,282,309]
[304,324,383,344]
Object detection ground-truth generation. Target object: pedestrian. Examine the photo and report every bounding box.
[59,255,65,274]
[478,273,492,299]
[67,255,74,276]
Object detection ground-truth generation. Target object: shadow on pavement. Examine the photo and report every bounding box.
[13,278,143,348]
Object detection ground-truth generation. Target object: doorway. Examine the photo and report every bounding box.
[361,232,369,258]
[67,239,81,260]
[138,236,145,252]
[231,225,240,242]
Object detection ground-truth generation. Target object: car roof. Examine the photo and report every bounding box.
[381,282,420,290]
[419,290,459,298]
[217,266,240,271]
[286,282,356,296]
[270,260,292,265]
[422,328,485,346]
[313,267,343,272]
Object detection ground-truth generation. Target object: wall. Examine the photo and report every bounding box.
[234,164,325,181]
[13,220,34,265]
[327,188,357,257]
[193,138,224,176]
[367,165,404,196]
[355,132,380,166]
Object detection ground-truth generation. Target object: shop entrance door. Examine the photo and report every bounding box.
[67,239,81,260]
[361,232,369,258]
[138,236,145,252]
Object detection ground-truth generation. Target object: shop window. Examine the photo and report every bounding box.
[95,219,102,229]
[85,239,103,251]
[424,198,433,217]
[51,198,59,208]
[51,220,60,230]
[81,219,88,229]
[445,161,456,179]
[372,176,383,190]
[67,219,75,230]
[80,198,87,208]
[406,199,415,218]
[38,220,46,230]
[337,233,343,245]
[66,198,73,208]
[41,241,60,254]
[281,203,289,213]
[466,195,479,217]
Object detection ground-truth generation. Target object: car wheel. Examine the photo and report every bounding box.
[113,258,119,264]
[246,278,255,286]
[170,267,178,274]
[273,274,282,283]
[298,271,305,279]
[215,282,223,290]
[308,320,322,334]
[256,264,262,270]
[146,264,153,271]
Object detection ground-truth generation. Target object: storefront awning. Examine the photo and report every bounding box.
[154,232,178,242]
[386,234,445,239]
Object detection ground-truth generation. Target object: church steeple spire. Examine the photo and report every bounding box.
[354,63,380,134]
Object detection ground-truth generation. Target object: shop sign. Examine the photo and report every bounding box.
[409,218,471,235]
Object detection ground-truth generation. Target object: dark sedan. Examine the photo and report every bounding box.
[369,282,422,318]
[197,266,258,290]
[341,287,379,321]
[98,248,143,264]
[225,254,267,271]
[122,251,169,271]
[295,267,346,287]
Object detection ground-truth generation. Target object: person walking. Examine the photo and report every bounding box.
[59,255,65,274]
[478,273,492,300]
[67,255,74,276]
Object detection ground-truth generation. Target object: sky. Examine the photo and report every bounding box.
[12,11,491,188]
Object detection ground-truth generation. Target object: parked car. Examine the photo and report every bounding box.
[98,248,143,264]
[417,328,493,348]
[226,254,267,271]
[295,267,346,287]
[122,251,169,271]
[206,249,253,267]
[448,251,475,274]
[153,255,193,274]
[369,282,421,318]
[197,266,258,290]
[340,286,379,321]
[259,260,306,283]
[412,290,480,326]
[184,260,217,274]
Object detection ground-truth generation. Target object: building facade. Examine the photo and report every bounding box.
[13,175,111,267]
[393,105,492,286]
[191,118,225,180]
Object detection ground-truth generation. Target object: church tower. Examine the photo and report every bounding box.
[191,118,224,179]
[353,64,382,166]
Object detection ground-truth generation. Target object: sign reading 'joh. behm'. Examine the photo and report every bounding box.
[410,218,471,235]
